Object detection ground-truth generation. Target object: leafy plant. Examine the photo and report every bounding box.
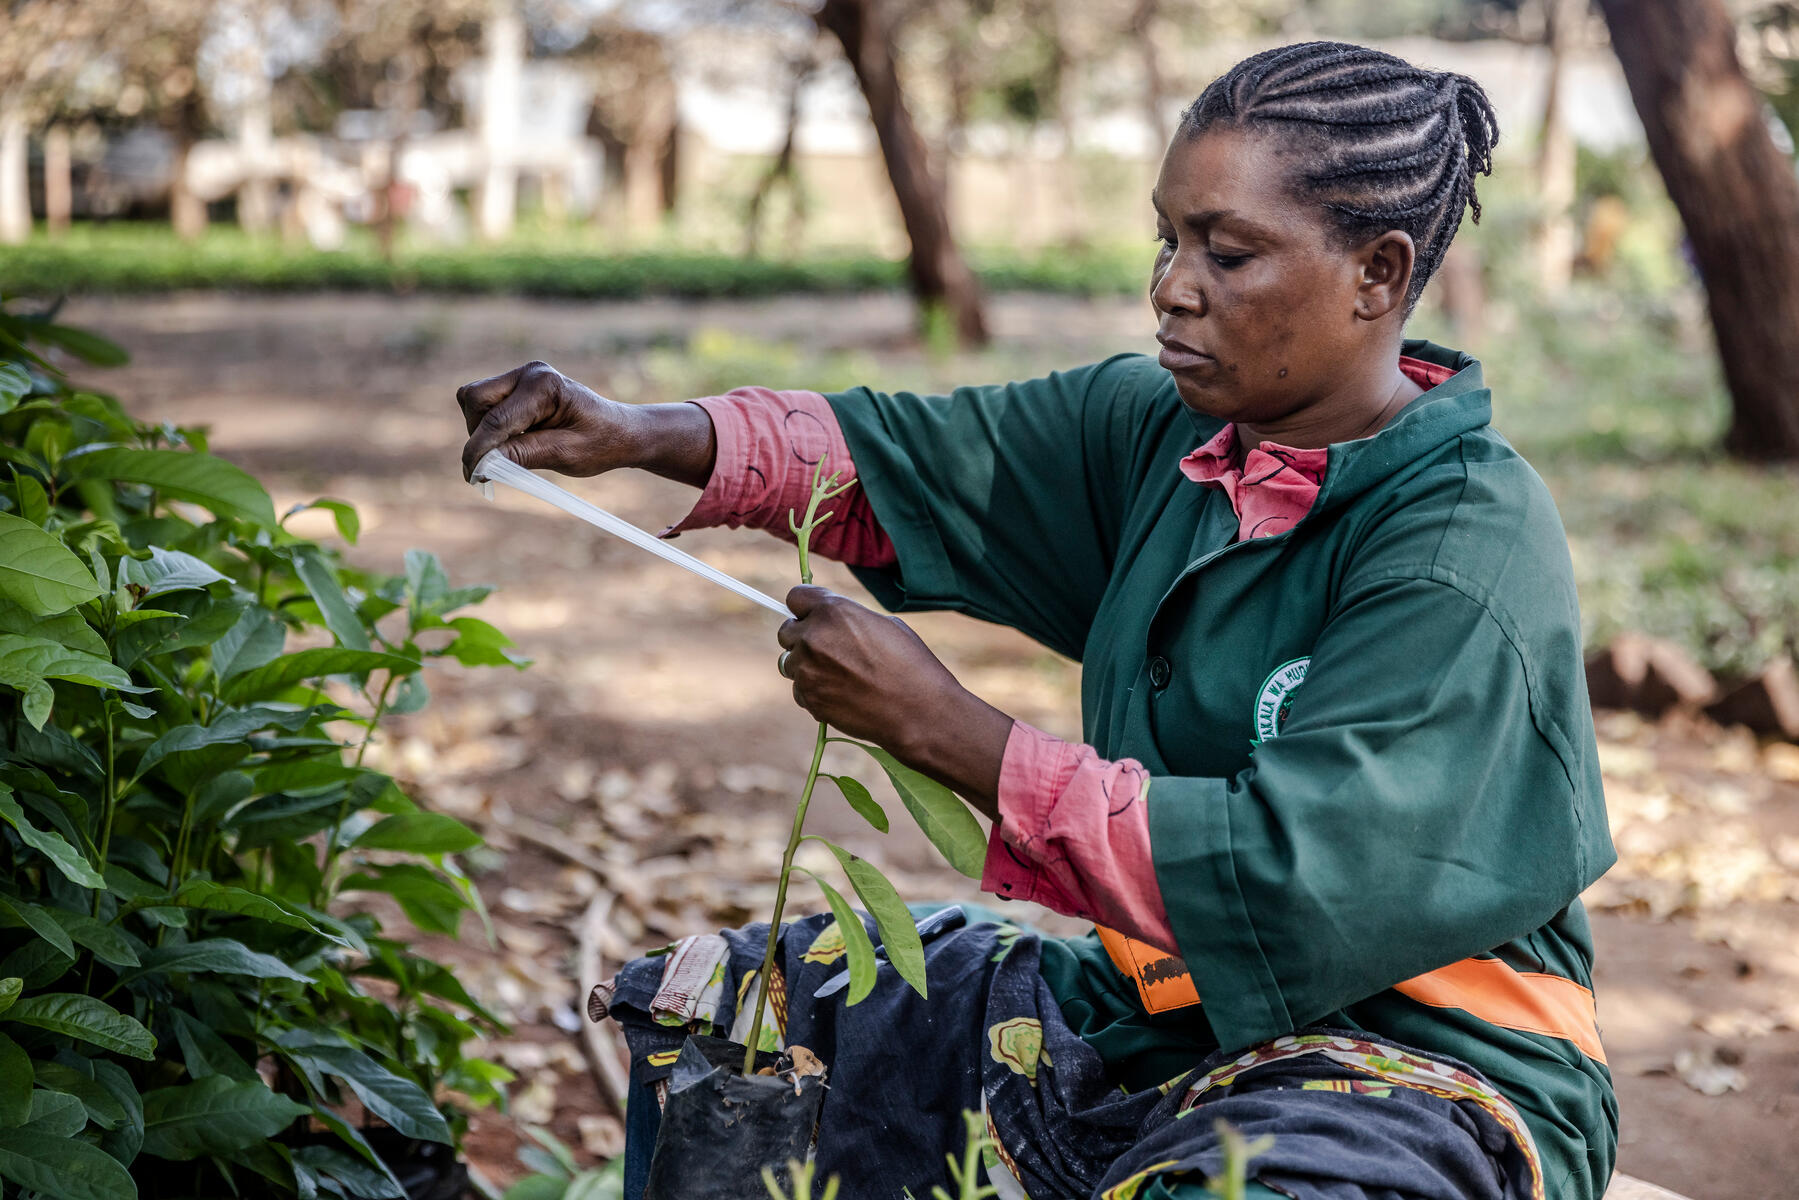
[761,1155,840,1200]
[0,297,525,1199]
[737,458,988,1076]
[500,1126,623,1200]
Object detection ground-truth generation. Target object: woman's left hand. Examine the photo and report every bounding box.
[777,585,1010,816]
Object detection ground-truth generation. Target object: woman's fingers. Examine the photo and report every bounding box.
[462,385,557,479]
[455,361,544,433]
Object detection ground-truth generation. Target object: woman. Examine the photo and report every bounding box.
[459,42,1616,1200]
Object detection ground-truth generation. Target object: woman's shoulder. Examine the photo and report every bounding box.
[1354,426,1580,637]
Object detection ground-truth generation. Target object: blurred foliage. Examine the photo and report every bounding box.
[1410,152,1799,679]
[0,224,1149,300]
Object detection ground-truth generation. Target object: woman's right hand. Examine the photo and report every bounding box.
[456,361,716,487]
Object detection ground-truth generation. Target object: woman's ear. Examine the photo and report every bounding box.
[1354,231,1415,322]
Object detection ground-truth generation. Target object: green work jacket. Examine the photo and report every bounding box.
[824,340,1619,1200]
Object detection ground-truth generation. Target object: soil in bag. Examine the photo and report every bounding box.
[643,1034,829,1200]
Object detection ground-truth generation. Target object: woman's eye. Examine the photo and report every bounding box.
[1210,252,1250,269]
[1154,234,1177,253]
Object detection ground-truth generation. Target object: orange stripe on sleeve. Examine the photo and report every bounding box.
[1394,957,1607,1065]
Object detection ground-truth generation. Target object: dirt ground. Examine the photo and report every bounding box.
[64,293,1799,1200]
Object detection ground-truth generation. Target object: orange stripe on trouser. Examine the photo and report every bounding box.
[1095,927,1606,1065]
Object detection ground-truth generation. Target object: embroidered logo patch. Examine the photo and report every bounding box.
[1253,657,1310,742]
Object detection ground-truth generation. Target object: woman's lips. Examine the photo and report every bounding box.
[1157,338,1214,372]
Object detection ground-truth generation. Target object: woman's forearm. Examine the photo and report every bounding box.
[625,401,718,489]
[893,685,1012,823]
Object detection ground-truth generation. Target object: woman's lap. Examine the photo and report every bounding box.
[603,909,1540,1200]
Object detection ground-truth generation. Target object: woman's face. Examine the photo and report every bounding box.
[1149,125,1402,425]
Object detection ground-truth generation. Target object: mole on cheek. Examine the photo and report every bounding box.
[1278,367,1289,378]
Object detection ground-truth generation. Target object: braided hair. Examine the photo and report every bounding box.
[1179,41,1499,310]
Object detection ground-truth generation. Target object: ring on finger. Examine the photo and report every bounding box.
[778,650,795,680]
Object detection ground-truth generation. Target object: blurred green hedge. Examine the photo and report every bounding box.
[0,225,1147,300]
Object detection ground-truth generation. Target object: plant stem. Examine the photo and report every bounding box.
[742,456,850,1076]
[89,702,117,922]
[316,672,396,907]
[742,720,828,1076]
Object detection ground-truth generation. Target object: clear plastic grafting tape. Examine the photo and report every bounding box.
[472,450,792,619]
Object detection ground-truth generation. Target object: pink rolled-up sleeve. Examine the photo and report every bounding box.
[660,387,896,568]
[980,720,1177,954]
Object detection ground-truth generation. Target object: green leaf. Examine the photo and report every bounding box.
[21,680,51,730]
[168,882,359,949]
[120,939,312,986]
[352,812,481,855]
[293,548,369,651]
[139,1076,308,1161]
[438,616,528,668]
[338,865,467,936]
[857,745,986,879]
[798,871,879,1005]
[117,546,228,598]
[0,977,18,1016]
[3,995,154,1060]
[816,841,926,999]
[31,321,128,367]
[89,1059,143,1167]
[211,606,284,681]
[134,704,324,780]
[276,1036,451,1144]
[169,1010,256,1083]
[222,648,419,704]
[33,1062,127,1132]
[38,911,139,968]
[0,791,105,889]
[0,1032,32,1126]
[827,775,887,834]
[284,499,361,545]
[65,449,275,527]
[0,1128,137,1200]
[0,598,106,657]
[308,1106,408,1197]
[0,362,29,408]
[502,1176,570,1200]
[403,550,449,623]
[0,513,101,615]
[0,897,76,959]
[10,470,48,525]
[292,1145,404,1200]
[0,633,140,693]
[24,1090,85,1137]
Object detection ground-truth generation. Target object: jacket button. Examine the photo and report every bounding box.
[1148,656,1171,689]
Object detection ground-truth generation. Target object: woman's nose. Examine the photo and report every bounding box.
[1151,254,1206,318]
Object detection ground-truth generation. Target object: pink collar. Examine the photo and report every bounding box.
[1178,356,1454,541]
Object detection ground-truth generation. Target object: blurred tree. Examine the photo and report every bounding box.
[816,0,989,344]
[77,0,221,240]
[566,18,682,235]
[1597,0,1799,460]
[0,0,113,242]
[313,0,484,252]
[742,45,818,257]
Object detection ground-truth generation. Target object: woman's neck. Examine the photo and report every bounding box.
[1234,359,1424,458]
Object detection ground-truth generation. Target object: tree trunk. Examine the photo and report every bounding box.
[816,0,988,345]
[743,60,811,258]
[1533,0,1579,290]
[1130,0,1169,151]
[477,0,523,242]
[43,124,71,237]
[0,109,29,244]
[1597,0,1799,460]
[170,130,207,241]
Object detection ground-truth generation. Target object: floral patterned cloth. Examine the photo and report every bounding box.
[606,910,1544,1200]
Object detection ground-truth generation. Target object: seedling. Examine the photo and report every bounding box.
[737,456,989,1076]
